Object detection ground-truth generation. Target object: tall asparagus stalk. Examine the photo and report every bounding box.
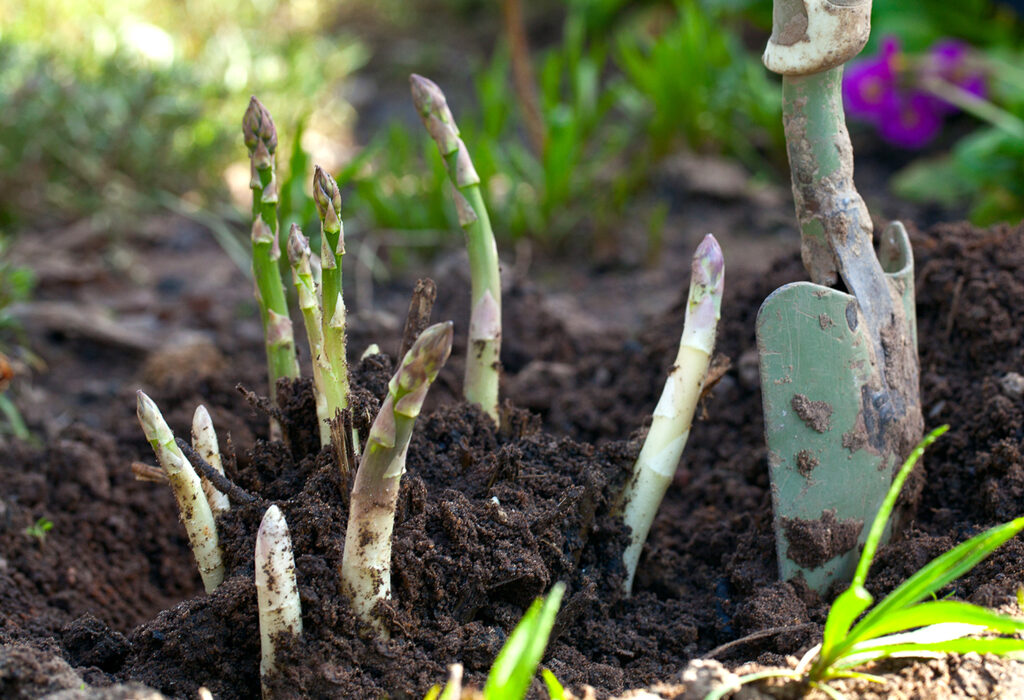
[243,97,300,424]
[619,235,724,595]
[410,75,501,423]
[312,166,351,411]
[340,321,454,636]
[191,405,230,516]
[137,391,225,593]
[255,504,302,698]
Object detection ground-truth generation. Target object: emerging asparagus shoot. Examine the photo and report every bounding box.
[243,97,300,428]
[137,391,225,593]
[255,504,302,698]
[286,224,347,448]
[191,405,230,516]
[340,321,454,636]
[619,235,724,595]
[410,75,502,423]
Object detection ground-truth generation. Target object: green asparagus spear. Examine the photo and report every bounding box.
[340,321,454,635]
[243,97,300,421]
[410,75,501,423]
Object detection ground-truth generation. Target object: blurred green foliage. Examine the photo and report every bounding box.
[0,0,366,231]
[338,0,785,249]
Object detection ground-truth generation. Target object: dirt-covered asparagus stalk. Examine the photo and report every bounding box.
[619,235,724,595]
[340,321,454,635]
[255,504,302,698]
[286,224,347,448]
[410,75,501,423]
[243,97,299,421]
[191,405,230,516]
[137,391,225,593]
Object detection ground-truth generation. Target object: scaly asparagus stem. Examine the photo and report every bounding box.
[340,321,454,636]
[255,504,302,698]
[191,405,230,516]
[619,235,724,595]
[137,391,224,593]
[311,167,352,434]
[286,224,346,447]
[243,97,299,421]
[410,75,501,423]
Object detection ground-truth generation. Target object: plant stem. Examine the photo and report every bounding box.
[312,166,352,448]
[255,504,302,698]
[619,235,723,595]
[243,97,299,424]
[340,321,454,636]
[191,405,230,516]
[410,75,502,423]
[136,391,224,593]
[286,224,345,448]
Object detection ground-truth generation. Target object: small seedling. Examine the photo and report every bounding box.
[24,517,53,543]
[483,582,565,699]
[706,426,1024,700]
[424,582,565,700]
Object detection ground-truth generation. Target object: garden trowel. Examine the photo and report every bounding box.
[756,0,924,593]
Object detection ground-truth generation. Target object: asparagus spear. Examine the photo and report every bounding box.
[286,224,346,448]
[243,97,300,422]
[191,405,230,516]
[340,321,454,635]
[255,504,302,698]
[619,235,724,595]
[312,165,350,406]
[410,75,502,423]
[137,391,225,593]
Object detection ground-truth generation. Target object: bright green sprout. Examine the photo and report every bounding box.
[706,425,1024,700]
[24,517,53,542]
[483,582,565,699]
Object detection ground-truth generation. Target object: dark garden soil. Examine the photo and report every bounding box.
[3,214,1024,699]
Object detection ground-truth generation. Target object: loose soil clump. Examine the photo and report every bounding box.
[3,220,1024,698]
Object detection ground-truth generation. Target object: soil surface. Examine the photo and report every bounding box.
[3,214,1024,699]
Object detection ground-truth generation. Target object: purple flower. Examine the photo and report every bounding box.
[925,39,987,114]
[877,91,944,149]
[843,37,901,122]
[842,36,989,149]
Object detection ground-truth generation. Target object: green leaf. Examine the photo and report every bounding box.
[541,668,565,700]
[484,582,566,700]
[850,600,1024,643]
[848,516,1024,643]
[835,636,1024,668]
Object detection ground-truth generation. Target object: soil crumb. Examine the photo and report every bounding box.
[780,509,863,570]
[790,394,833,433]
[795,450,818,479]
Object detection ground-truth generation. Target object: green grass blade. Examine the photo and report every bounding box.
[818,427,948,666]
[541,669,565,700]
[837,636,1024,666]
[484,582,565,700]
[850,600,1024,642]
[852,425,949,588]
[818,585,873,665]
[848,516,1024,643]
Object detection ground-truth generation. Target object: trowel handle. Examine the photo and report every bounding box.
[764,0,872,76]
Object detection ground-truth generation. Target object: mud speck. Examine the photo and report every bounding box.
[781,509,863,569]
[791,394,833,433]
[795,450,818,479]
[818,313,834,330]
